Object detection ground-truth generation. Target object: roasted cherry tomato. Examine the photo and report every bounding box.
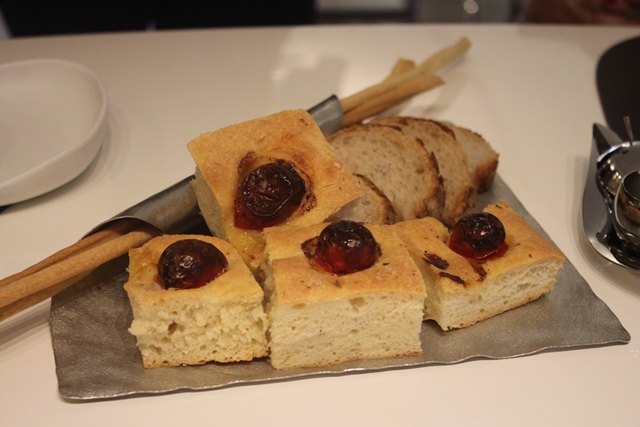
[158,239,228,289]
[449,212,508,261]
[305,220,381,275]
[234,161,306,230]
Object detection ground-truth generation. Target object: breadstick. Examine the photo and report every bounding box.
[0,219,139,289]
[413,36,472,76]
[341,37,471,113]
[384,58,416,81]
[0,272,90,322]
[342,74,443,127]
[0,224,160,310]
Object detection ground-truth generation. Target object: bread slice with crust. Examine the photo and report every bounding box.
[328,174,397,225]
[328,123,444,222]
[393,201,565,330]
[440,122,499,193]
[373,117,474,227]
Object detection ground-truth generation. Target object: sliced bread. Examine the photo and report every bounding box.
[373,117,475,227]
[328,174,398,225]
[328,123,444,222]
[440,122,499,193]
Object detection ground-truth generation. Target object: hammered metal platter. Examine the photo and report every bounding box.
[50,175,630,401]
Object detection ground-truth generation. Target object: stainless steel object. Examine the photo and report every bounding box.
[583,123,640,270]
[619,170,640,224]
[594,123,640,207]
[307,94,343,137]
[613,171,640,257]
[85,175,200,236]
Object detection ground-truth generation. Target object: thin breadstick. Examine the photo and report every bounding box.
[413,36,472,75]
[0,219,139,289]
[341,37,471,113]
[384,58,416,81]
[0,224,160,309]
[0,272,91,322]
[342,74,443,127]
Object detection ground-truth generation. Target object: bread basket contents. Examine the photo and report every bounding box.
[123,234,269,368]
[0,36,567,376]
[121,101,566,370]
[118,87,572,370]
[263,220,425,369]
[393,202,565,330]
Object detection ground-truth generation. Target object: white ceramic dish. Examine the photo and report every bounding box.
[0,59,108,206]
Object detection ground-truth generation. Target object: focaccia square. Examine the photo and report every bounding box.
[262,222,426,370]
[393,201,565,330]
[124,234,268,368]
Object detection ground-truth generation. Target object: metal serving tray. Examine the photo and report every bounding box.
[50,175,630,401]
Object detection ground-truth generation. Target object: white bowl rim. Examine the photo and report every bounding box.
[0,58,109,205]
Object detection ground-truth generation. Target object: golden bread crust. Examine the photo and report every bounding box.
[482,201,565,281]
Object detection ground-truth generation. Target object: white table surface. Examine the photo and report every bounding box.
[1,23,640,427]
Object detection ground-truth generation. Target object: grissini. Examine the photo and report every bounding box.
[0,222,160,321]
[340,36,471,113]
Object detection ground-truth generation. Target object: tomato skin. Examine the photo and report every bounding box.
[234,161,306,230]
[304,221,381,275]
[449,213,508,261]
[158,239,228,289]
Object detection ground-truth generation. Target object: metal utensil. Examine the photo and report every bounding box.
[582,123,640,270]
[613,171,640,257]
[594,123,640,207]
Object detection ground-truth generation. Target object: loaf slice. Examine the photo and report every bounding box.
[328,174,397,225]
[393,201,565,330]
[441,122,499,193]
[373,117,474,227]
[262,222,426,370]
[328,123,444,222]
[187,110,362,273]
[124,235,269,368]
